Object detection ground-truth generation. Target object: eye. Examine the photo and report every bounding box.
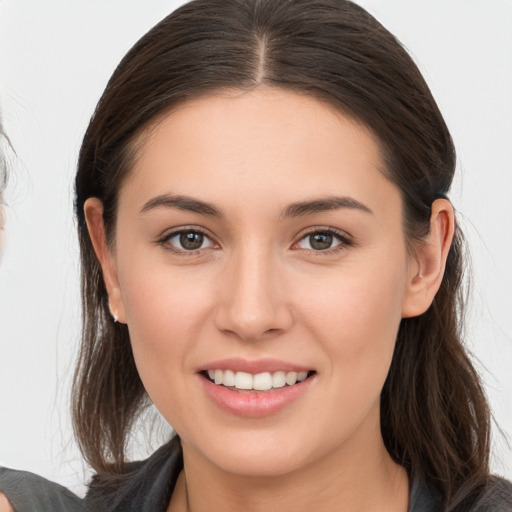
[162,229,215,253]
[295,230,349,252]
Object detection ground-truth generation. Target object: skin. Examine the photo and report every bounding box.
[86,88,454,512]
[0,495,13,512]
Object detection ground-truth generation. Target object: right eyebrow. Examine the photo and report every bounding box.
[281,196,373,218]
[139,194,223,217]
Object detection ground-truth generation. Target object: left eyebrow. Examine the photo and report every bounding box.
[282,196,373,218]
[139,194,223,217]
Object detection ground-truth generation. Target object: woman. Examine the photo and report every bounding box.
[2,0,511,510]
[76,0,512,510]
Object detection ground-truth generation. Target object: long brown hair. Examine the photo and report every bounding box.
[73,0,492,508]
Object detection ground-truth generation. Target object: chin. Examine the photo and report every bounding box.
[181,424,328,478]
[210,448,308,478]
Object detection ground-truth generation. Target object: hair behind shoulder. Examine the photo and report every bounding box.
[72,1,493,508]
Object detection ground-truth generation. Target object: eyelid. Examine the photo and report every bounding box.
[292,226,353,252]
[156,226,219,254]
[155,225,353,255]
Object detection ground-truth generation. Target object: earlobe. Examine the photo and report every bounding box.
[402,199,455,318]
[84,198,127,324]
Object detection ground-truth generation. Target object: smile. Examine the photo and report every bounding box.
[205,369,310,391]
[199,361,316,417]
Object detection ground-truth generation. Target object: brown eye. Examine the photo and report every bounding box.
[296,231,345,251]
[180,232,204,250]
[165,230,214,252]
[310,233,333,250]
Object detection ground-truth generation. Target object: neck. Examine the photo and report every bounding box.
[168,420,409,512]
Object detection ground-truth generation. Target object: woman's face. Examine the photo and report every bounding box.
[94,88,421,476]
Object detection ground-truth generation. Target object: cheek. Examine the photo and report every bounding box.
[303,254,405,329]
[118,261,214,391]
[296,255,407,386]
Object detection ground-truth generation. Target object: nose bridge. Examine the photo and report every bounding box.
[215,240,292,340]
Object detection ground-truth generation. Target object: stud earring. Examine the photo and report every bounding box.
[108,300,119,323]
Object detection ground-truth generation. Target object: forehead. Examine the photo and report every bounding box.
[121,87,400,220]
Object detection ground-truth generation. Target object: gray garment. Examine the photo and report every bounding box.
[2,443,512,512]
[409,475,512,512]
[0,467,85,512]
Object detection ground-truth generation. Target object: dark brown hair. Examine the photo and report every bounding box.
[73,0,492,508]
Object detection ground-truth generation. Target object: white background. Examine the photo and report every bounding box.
[1,0,511,497]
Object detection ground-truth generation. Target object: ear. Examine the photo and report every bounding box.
[402,198,455,318]
[84,198,126,324]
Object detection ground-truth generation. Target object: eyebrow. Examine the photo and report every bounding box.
[282,196,373,218]
[139,194,372,219]
[140,194,222,217]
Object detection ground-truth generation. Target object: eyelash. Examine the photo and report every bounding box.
[157,227,215,256]
[156,227,353,256]
[293,227,353,255]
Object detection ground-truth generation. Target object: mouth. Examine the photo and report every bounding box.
[198,358,317,417]
[201,369,315,393]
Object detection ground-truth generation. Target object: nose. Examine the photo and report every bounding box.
[214,246,294,341]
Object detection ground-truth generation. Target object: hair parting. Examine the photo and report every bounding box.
[73,1,493,508]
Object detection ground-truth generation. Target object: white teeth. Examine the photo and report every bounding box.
[223,369,235,387]
[253,372,273,391]
[214,369,223,385]
[272,371,286,388]
[285,371,298,386]
[206,369,310,390]
[235,371,253,390]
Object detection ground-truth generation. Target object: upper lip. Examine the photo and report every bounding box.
[197,358,313,374]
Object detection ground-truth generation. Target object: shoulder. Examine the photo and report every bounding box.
[84,436,183,512]
[469,476,512,511]
[0,466,84,512]
[409,475,512,512]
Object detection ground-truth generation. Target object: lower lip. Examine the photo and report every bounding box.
[200,374,314,418]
